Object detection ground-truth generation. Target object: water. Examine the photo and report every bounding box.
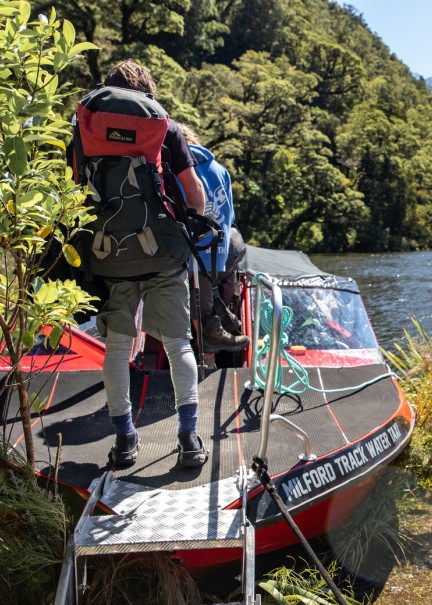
[310,251,432,350]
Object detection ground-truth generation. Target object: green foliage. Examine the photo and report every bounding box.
[0,2,98,349]
[383,317,432,429]
[0,442,69,605]
[325,468,409,577]
[0,1,99,464]
[259,558,363,604]
[23,0,432,252]
[82,553,202,605]
[383,318,432,488]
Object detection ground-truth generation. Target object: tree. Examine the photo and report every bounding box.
[303,34,366,115]
[215,0,308,64]
[29,0,227,90]
[335,98,427,251]
[26,0,432,253]
[0,1,98,467]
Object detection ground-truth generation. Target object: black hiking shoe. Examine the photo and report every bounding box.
[220,307,242,334]
[177,431,208,468]
[202,315,250,354]
[109,431,139,467]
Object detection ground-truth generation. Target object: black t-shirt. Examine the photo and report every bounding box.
[163,119,196,176]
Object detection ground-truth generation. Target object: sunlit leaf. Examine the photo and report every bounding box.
[49,325,63,350]
[67,41,99,57]
[28,318,41,336]
[63,244,81,267]
[18,191,44,205]
[3,135,28,175]
[30,393,49,413]
[0,7,21,17]
[53,52,68,72]
[44,73,59,94]
[48,6,57,24]
[62,19,75,47]
[19,0,31,21]
[0,68,12,79]
[22,331,34,348]
[45,138,66,150]
[35,225,52,239]
[34,282,59,305]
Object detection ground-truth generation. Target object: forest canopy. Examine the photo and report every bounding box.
[29,0,432,252]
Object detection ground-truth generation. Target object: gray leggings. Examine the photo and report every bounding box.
[103,329,198,417]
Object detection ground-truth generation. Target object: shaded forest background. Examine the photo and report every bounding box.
[31,0,432,253]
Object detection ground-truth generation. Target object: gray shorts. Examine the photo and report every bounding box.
[96,266,192,340]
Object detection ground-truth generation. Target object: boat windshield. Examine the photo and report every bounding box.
[280,286,378,351]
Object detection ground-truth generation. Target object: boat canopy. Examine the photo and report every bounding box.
[240,245,359,293]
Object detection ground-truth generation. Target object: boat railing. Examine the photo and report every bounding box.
[246,273,316,463]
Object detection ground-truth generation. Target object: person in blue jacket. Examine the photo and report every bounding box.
[178,124,250,356]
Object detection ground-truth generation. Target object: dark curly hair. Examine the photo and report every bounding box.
[104,59,157,96]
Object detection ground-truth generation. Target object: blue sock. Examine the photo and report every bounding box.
[111,412,135,436]
[177,404,197,434]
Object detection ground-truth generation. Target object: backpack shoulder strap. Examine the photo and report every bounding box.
[159,145,224,282]
[160,144,190,226]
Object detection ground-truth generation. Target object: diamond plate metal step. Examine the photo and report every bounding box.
[75,472,244,556]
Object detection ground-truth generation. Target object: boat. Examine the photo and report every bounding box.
[1,245,415,604]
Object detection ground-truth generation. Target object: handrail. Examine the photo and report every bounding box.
[74,471,110,604]
[269,414,315,460]
[246,274,315,463]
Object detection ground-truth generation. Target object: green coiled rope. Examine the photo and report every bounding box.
[253,273,394,395]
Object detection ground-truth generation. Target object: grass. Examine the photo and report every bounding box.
[259,559,364,604]
[383,317,432,489]
[82,553,202,605]
[0,441,69,605]
[324,468,411,578]
[0,438,202,605]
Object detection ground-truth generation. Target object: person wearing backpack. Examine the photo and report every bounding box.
[177,124,250,361]
[72,59,208,468]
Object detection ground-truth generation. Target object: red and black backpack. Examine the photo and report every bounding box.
[72,85,191,279]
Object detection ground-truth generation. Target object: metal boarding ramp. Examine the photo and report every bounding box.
[55,274,314,605]
[55,465,259,605]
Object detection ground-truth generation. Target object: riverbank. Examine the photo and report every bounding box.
[250,474,432,605]
[330,315,432,605]
[253,313,432,605]
[368,484,432,604]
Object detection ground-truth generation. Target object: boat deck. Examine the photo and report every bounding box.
[4,363,400,493]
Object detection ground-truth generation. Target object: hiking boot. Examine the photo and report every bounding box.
[202,315,250,354]
[177,431,208,468]
[220,307,241,334]
[109,431,139,467]
[214,297,241,333]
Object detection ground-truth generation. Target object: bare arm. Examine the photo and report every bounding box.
[177,166,206,215]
